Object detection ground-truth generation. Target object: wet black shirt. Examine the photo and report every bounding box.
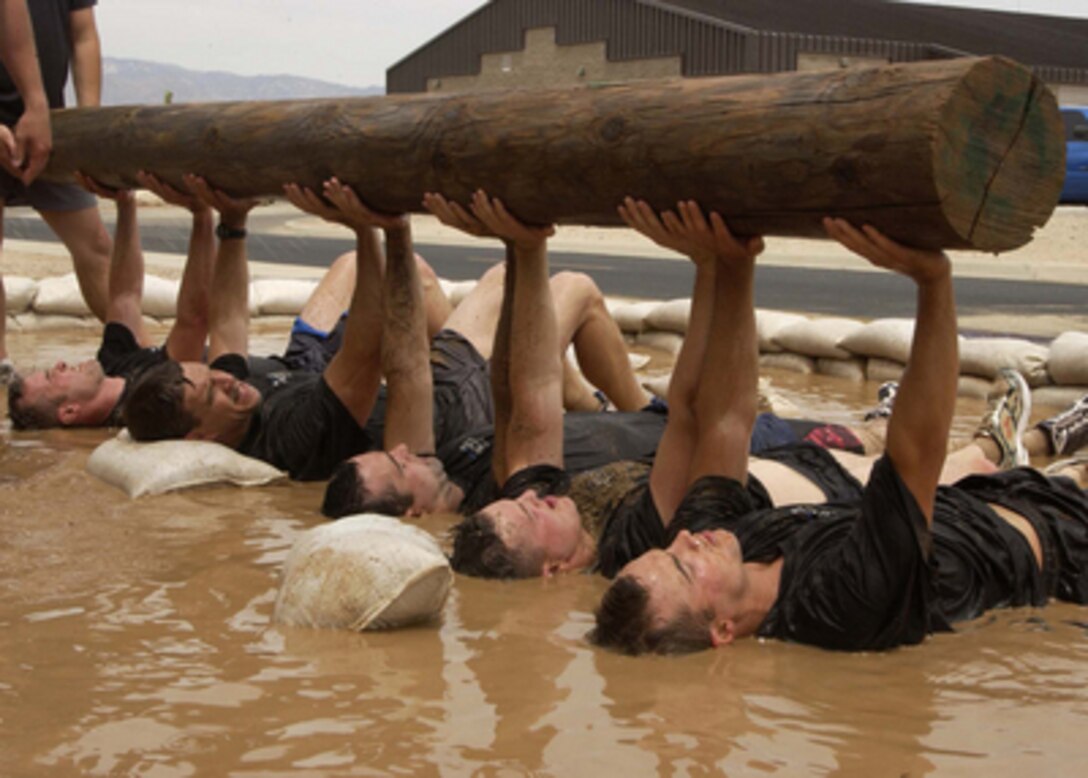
[214,354,381,481]
[440,410,669,514]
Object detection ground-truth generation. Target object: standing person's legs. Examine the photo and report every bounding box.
[551,271,650,412]
[38,203,111,322]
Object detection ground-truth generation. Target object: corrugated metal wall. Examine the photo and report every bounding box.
[386,0,1087,93]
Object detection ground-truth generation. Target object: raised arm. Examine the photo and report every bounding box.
[0,0,50,183]
[68,5,102,107]
[824,218,956,524]
[138,172,215,362]
[620,198,764,523]
[470,192,559,478]
[284,179,388,430]
[184,175,258,362]
[75,172,148,345]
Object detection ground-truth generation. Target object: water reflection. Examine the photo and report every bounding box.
[1,330,1086,774]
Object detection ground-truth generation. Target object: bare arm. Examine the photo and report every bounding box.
[67,7,101,107]
[138,172,215,362]
[470,192,561,477]
[824,218,956,525]
[285,179,387,429]
[0,0,50,183]
[620,198,764,524]
[74,173,148,344]
[184,175,258,362]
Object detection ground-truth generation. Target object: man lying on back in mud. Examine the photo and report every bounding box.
[322,196,906,523]
[441,197,1067,581]
[6,172,449,430]
[590,213,1088,655]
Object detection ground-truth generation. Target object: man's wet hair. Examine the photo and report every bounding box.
[321,459,412,519]
[590,574,714,656]
[122,361,196,441]
[6,375,58,430]
[450,511,536,579]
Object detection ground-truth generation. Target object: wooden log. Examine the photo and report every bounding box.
[42,56,1064,252]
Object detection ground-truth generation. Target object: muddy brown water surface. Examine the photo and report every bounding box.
[2,329,1086,776]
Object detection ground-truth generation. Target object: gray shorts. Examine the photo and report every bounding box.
[0,172,96,212]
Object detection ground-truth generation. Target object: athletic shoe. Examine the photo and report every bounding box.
[974,368,1031,468]
[1043,452,1088,476]
[1036,393,1088,457]
[593,389,614,413]
[863,381,898,421]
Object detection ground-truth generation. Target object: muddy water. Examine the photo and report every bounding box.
[2,331,1087,776]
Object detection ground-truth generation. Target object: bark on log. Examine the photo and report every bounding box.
[42,56,1064,252]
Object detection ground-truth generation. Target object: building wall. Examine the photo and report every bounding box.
[796,52,890,71]
[427,27,681,93]
[1053,83,1088,106]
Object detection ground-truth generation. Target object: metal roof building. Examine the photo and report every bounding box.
[387,0,1088,102]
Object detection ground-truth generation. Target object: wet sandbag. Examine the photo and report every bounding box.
[33,273,91,316]
[959,336,1050,387]
[4,275,37,313]
[86,429,286,497]
[773,316,863,359]
[1048,331,1088,386]
[756,310,807,353]
[252,278,318,316]
[275,514,452,631]
[141,275,180,318]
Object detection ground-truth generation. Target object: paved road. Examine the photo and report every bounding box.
[6,214,1082,329]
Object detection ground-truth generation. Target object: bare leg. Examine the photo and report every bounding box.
[939,443,999,483]
[415,253,453,338]
[1050,461,1088,489]
[562,352,602,412]
[39,206,111,322]
[442,262,506,360]
[297,250,357,333]
[551,271,650,411]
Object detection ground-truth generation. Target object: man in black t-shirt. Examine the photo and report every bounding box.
[123,176,441,482]
[7,173,212,428]
[591,214,1088,656]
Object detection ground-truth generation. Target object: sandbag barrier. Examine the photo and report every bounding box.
[6,273,1087,407]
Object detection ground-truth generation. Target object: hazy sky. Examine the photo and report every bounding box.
[95,0,1088,89]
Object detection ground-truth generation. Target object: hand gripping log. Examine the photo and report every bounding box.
[43,55,1064,252]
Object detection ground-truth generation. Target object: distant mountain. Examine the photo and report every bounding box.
[99,57,384,106]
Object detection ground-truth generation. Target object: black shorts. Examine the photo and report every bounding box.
[952,468,1088,604]
[757,443,864,503]
[249,316,347,378]
[431,329,493,448]
[0,174,96,211]
[752,414,865,455]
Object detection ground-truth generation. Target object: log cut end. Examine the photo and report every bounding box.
[933,57,1065,253]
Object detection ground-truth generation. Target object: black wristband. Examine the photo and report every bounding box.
[216,223,247,240]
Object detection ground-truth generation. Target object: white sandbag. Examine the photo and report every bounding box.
[274,514,452,631]
[959,337,1050,387]
[635,330,684,356]
[3,275,37,313]
[14,313,99,331]
[32,273,92,316]
[1048,331,1088,386]
[756,310,807,353]
[645,299,691,335]
[140,274,180,318]
[611,301,660,335]
[816,357,867,382]
[759,352,815,374]
[866,357,905,383]
[86,429,286,498]
[1032,385,1088,410]
[840,318,916,363]
[253,278,318,316]
[957,375,994,400]
[773,317,863,359]
[442,279,478,309]
[642,373,671,399]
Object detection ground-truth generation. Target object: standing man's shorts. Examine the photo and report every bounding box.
[0,174,97,211]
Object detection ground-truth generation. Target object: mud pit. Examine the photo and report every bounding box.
[2,326,1086,776]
